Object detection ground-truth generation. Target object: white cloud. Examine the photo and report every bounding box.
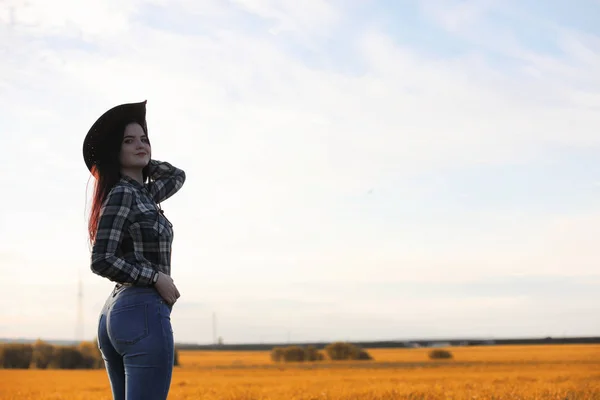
[231,0,340,36]
[419,0,497,32]
[0,0,141,37]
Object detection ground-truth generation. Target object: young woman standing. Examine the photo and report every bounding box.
[83,100,186,399]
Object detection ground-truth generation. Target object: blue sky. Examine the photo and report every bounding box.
[1,0,599,344]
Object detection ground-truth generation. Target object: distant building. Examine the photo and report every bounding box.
[429,342,451,348]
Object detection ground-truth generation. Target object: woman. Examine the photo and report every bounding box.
[83,100,186,399]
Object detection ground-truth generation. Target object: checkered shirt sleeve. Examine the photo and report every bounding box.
[90,185,157,286]
[147,159,186,203]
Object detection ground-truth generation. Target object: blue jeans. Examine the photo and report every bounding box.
[97,285,174,400]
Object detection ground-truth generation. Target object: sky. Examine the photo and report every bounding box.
[1,0,599,345]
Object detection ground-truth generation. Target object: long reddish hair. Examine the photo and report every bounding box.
[87,120,149,244]
[88,165,122,244]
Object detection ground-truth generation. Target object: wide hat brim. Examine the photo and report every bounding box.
[83,100,148,172]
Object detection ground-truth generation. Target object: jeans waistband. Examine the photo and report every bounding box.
[107,284,172,313]
[112,284,158,298]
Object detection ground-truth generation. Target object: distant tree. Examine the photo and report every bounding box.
[324,342,373,361]
[282,346,305,362]
[32,339,54,369]
[174,348,180,366]
[271,347,284,362]
[77,341,103,369]
[304,345,325,361]
[429,349,453,360]
[271,345,326,363]
[0,344,33,369]
[356,349,373,360]
[49,346,85,369]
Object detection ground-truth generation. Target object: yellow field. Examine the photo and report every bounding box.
[1,344,599,399]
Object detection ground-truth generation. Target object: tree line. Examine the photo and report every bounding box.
[0,339,180,370]
[0,339,456,369]
[271,342,373,362]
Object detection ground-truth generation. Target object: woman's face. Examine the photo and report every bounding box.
[120,122,151,170]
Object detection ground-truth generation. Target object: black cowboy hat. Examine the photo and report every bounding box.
[83,100,148,172]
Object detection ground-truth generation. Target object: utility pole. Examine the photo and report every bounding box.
[212,312,217,347]
[76,268,84,342]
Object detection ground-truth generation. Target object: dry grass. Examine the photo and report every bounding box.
[1,344,599,399]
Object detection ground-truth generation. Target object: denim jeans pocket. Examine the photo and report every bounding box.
[109,303,150,345]
[157,300,173,335]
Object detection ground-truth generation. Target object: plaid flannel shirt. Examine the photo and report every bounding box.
[90,160,186,286]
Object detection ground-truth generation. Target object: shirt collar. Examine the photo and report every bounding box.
[120,174,145,190]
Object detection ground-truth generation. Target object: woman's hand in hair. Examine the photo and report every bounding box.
[154,272,180,306]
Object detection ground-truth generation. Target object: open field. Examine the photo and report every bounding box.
[1,344,599,399]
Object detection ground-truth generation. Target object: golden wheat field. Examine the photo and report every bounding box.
[1,344,599,399]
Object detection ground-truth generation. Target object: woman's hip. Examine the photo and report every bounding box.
[102,286,172,349]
